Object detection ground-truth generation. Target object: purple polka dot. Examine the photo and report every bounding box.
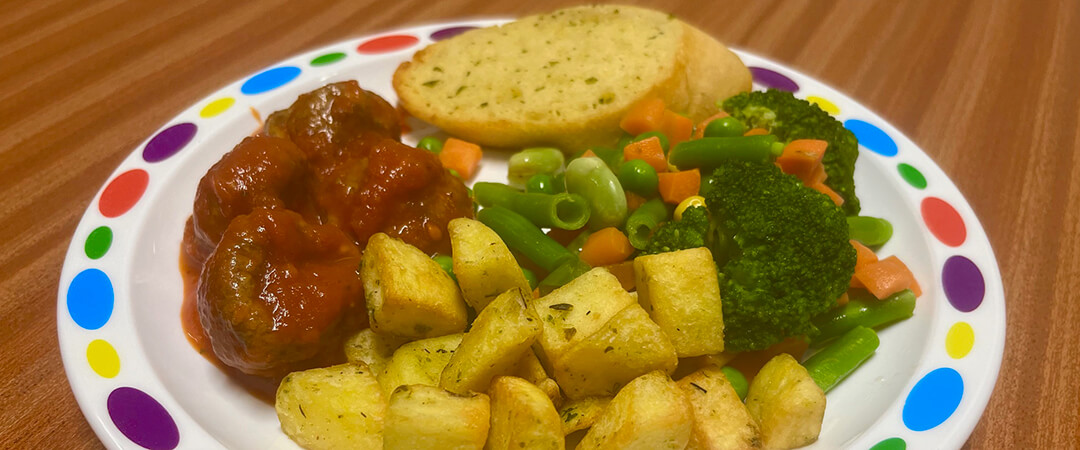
[143,123,196,163]
[749,67,799,92]
[431,26,477,41]
[942,256,985,312]
[108,387,179,449]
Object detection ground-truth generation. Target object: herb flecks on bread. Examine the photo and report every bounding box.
[393,5,751,151]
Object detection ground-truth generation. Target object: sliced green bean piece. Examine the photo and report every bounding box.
[668,135,779,170]
[565,229,592,256]
[432,255,456,281]
[625,199,670,250]
[803,326,879,392]
[473,182,590,230]
[508,147,565,185]
[565,157,628,230]
[812,289,916,343]
[590,146,625,172]
[417,136,443,153]
[521,267,539,290]
[476,206,574,272]
[526,173,556,194]
[847,216,894,247]
[538,257,592,294]
[721,366,749,401]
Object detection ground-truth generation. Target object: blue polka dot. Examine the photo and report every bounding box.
[845,119,898,156]
[240,66,301,95]
[67,269,114,330]
[902,368,963,431]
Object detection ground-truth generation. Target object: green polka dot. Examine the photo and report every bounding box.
[898,163,927,189]
[870,437,906,450]
[85,226,112,260]
[311,52,346,66]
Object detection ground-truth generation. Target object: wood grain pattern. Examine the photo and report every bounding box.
[1,0,1076,448]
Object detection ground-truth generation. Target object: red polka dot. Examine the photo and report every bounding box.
[99,169,149,218]
[921,197,966,247]
[357,35,419,54]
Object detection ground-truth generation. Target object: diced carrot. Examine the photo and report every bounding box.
[851,275,864,289]
[579,227,635,267]
[776,139,828,182]
[623,136,668,173]
[806,163,828,185]
[850,239,878,288]
[439,138,483,179]
[855,255,920,300]
[727,337,810,383]
[661,110,694,148]
[582,149,598,158]
[657,169,701,204]
[619,97,666,135]
[603,260,636,291]
[837,292,850,306]
[744,128,769,136]
[810,182,844,206]
[546,228,582,247]
[692,111,730,139]
[625,191,647,211]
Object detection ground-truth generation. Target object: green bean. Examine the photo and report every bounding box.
[417,136,443,153]
[508,147,565,185]
[625,199,670,250]
[565,230,592,255]
[634,131,670,153]
[538,257,592,294]
[477,206,575,272]
[617,159,659,197]
[526,173,556,194]
[803,326,879,392]
[721,366,749,401]
[473,182,590,230]
[551,172,567,193]
[432,255,456,281]
[703,117,746,138]
[668,135,779,170]
[521,267,539,290]
[847,216,894,247]
[812,289,916,343]
[565,157,628,230]
[616,133,634,151]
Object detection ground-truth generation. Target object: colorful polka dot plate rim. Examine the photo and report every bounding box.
[56,20,1005,450]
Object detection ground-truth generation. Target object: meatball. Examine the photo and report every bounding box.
[191,136,314,262]
[197,208,363,378]
[266,80,401,158]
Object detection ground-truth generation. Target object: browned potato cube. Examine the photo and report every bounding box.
[487,376,565,450]
[529,268,635,366]
[275,363,385,449]
[634,248,725,357]
[384,384,490,450]
[378,333,463,398]
[678,366,762,449]
[578,371,692,450]
[361,233,468,339]
[448,218,532,312]
[745,354,826,449]
[344,328,408,376]
[441,288,541,394]
[553,304,678,399]
[558,396,611,435]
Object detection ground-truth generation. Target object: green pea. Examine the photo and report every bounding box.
[432,255,456,281]
[634,131,670,153]
[418,136,443,153]
[521,267,539,290]
[616,133,634,150]
[617,159,659,196]
[448,169,461,178]
[525,174,556,194]
[704,117,746,138]
[721,366,749,400]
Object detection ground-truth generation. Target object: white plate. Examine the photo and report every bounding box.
[57,19,1005,450]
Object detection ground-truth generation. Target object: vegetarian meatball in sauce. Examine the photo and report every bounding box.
[181,81,473,388]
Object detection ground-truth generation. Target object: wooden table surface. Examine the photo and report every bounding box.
[2,0,1076,448]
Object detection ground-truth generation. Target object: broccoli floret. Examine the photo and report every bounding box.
[641,206,710,255]
[706,160,856,351]
[722,89,861,215]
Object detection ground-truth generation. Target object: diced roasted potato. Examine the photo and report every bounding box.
[512,348,550,384]
[635,248,725,357]
[578,371,692,450]
[361,233,468,339]
[275,363,385,450]
[745,354,826,449]
[448,218,532,312]
[383,384,490,450]
[530,268,635,365]
[344,328,409,375]
[378,333,463,398]
[678,366,762,450]
[441,288,542,394]
[558,396,611,435]
[536,377,564,409]
[553,304,678,399]
[487,376,565,450]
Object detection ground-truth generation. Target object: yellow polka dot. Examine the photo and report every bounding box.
[945,322,974,359]
[199,97,235,118]
[807,96,840,115]
[87,339,120,378]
